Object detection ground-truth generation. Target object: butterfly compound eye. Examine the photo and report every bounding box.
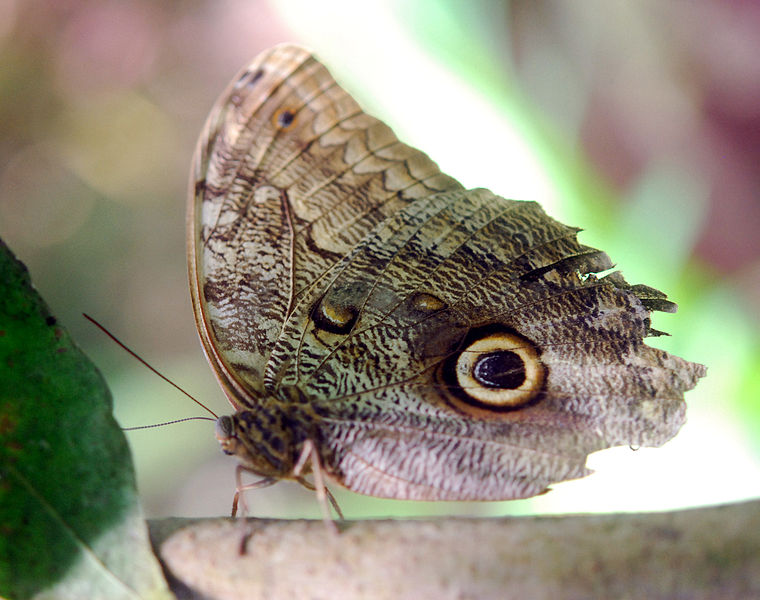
[215,415,233,438]
[450,330,545,411]
[215,416,237,455]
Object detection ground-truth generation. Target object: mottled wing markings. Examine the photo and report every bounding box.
[189,44,705,501]
[275,190,606,394]
[287,194,595,388]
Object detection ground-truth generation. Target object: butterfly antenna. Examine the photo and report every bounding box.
[83,313,218,419]
[123,416,216,431]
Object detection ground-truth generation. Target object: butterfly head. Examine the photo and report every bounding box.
[214,411,295,478]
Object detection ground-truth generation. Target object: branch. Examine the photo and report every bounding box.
[149,500,760,599]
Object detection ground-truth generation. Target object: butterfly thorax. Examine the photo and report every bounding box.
[214,398,315,479]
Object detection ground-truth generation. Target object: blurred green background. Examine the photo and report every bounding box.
[1,0,758,519]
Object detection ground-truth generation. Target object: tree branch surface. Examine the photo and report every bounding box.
[149,500,760,600]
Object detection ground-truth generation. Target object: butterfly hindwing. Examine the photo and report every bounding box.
[265,187,701,499]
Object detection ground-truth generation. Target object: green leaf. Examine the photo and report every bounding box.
[0,239,171,600]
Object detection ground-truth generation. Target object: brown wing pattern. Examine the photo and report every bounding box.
[189,44,705,500]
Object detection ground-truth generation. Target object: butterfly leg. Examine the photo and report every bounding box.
[233,466,277,554]
[293,439,341,533]
[232,466,277,517]
[296,477,344,521]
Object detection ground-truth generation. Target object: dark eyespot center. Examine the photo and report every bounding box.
[277,110,295,128]
[472,350,526,389]
[441,326,545,414]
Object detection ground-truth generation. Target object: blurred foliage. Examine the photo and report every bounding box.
[0,240,168,599]
[0,0,757,519]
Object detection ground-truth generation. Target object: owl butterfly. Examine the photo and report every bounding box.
[188,44,705,513]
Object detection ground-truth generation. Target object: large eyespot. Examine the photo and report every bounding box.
[445,328,545,413]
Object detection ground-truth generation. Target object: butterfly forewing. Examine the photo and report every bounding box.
[189,44,462,410]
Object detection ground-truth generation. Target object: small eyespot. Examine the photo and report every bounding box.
[411,292,446,312]
[312,296,358,334]
[443,328,545,414]
[274,109,296,130]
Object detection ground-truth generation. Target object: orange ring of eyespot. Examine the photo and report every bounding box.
[311,295,359,334]
[319,297,355,329]
[272,108,297,130]
[453,331,544,409]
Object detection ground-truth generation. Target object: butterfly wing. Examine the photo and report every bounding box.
[189,44,462,408]
[267,187,704,500]
[190,44,705,500]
